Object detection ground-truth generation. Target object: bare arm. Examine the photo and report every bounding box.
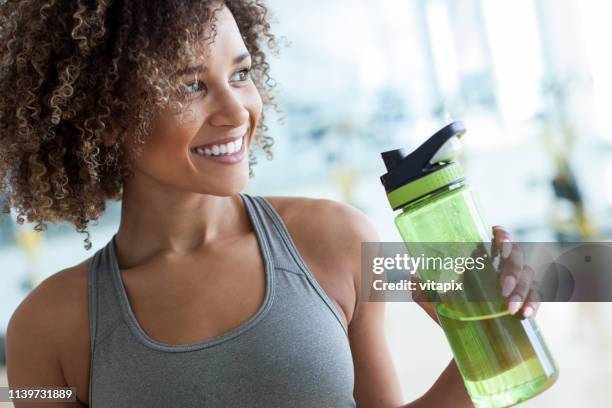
[6,274,87,408]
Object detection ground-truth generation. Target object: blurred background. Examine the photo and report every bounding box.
[1,0,612,406]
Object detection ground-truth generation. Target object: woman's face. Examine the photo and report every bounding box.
[127,6,262,196]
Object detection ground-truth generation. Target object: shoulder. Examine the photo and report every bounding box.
[263,195,380,246]
[6,257,92,380]
[263,196,379,323]
[8,258,91,335]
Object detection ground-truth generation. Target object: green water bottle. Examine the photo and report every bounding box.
[380,122,558,407]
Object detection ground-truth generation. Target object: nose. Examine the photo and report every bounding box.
[207,87,250,128]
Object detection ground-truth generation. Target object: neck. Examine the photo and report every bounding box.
[114,174,247,269]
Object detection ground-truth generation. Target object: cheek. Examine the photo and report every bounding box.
[129,112,202,176]
[245,86,263,123]
[148,112,201,154]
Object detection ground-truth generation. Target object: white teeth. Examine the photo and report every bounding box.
[191,136,245,157]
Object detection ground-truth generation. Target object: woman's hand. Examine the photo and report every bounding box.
[413,225,541,324]
[492,225,540,318]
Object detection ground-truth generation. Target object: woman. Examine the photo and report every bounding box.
[1,1,538,407]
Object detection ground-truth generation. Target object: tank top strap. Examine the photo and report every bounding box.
[240,193,349,334]
[87,237,126,356]
[240,193,302,272]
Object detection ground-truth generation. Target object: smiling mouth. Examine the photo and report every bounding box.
[190,135,245,157]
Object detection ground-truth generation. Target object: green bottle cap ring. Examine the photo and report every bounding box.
[386,162,465,210]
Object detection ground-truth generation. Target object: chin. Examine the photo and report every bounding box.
[196,173,249,197]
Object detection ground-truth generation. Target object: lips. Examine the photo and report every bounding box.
[188,125,250,165]
[191,135,244,157]
[190,126,250,151]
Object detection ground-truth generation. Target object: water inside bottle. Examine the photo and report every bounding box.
[437,305,559,407]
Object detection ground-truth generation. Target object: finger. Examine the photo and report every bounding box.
[508,265,535,315]
[521,287,542,318]
[492,226,523,287]
[492,225,513,257]
[499,243,525,297]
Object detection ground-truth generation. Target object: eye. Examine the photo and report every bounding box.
[232,67,251,82]
[183,79,206,96]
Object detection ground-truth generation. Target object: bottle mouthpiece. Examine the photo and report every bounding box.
[380,121,467,209]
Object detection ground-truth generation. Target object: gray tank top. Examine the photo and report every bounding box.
[87,193,356,407]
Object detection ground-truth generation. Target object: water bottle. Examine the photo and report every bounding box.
[379,122,558,408]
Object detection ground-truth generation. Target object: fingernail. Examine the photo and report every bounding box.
[501,239,512,259]
[508,296,522,315]
[523,306,534,318]
[501,276,516,297]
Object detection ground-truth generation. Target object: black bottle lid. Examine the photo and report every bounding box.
[380,121,466,194]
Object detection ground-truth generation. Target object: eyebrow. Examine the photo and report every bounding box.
[175,52,251,77]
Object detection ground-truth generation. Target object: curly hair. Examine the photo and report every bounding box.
[0,0,278,249]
